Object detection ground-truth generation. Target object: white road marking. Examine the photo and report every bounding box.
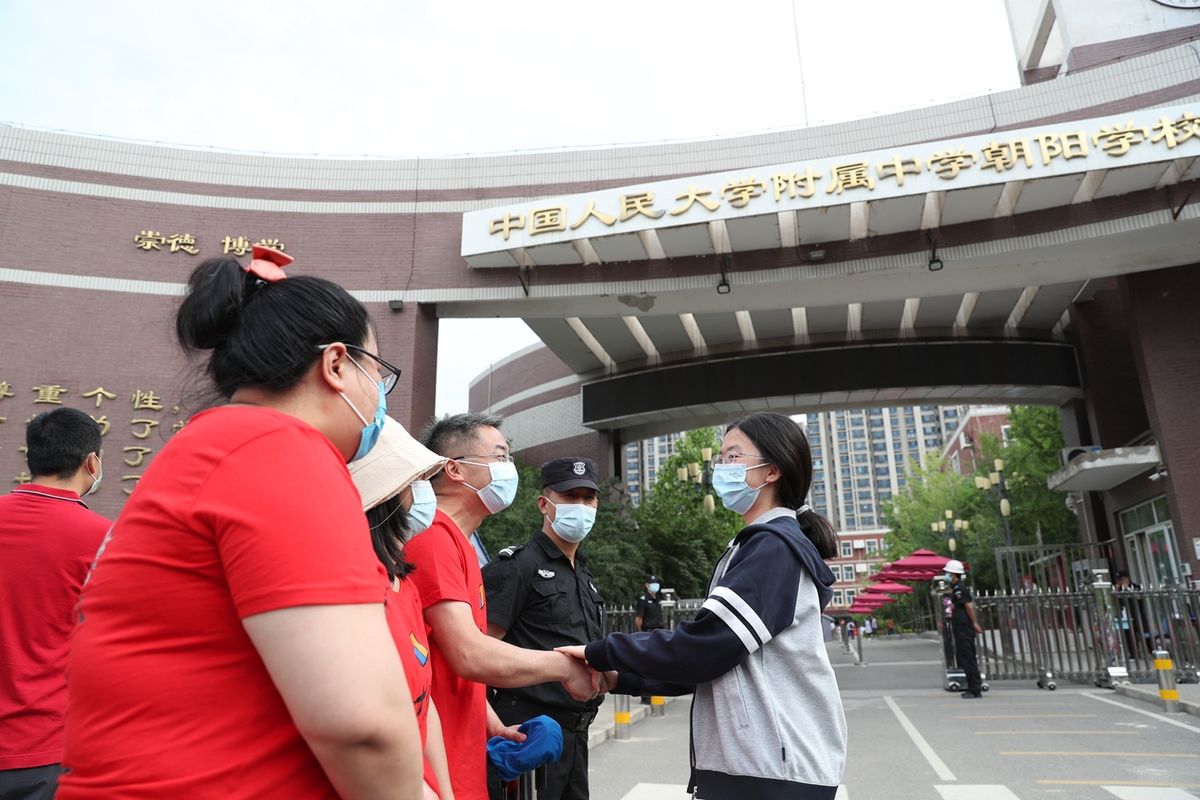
[619,784,689,800]
[1082,692,1200,735]
[1102,787,1200,799]
[884,695,956,782]
[936,786,1021,799]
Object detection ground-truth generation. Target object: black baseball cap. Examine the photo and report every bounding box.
[646,574,661,583]
[541,457,599,492]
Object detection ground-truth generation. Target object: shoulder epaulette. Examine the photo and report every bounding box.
[497,544,524,559]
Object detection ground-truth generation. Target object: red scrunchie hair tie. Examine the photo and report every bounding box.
[245,245,294,283]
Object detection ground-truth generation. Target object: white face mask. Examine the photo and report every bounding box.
[84,456,102,497]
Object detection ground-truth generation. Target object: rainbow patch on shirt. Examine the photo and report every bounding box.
[410,633,429,666]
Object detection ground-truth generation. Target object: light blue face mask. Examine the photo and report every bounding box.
[340,357,387,463]
[406,479,437,534]
[648,582,660,594]
[711,463,768,515]
[548,501,597,543]
[462,460,519,514]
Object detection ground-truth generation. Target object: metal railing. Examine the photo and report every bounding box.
[972,584,1200,686]
[603,598,701,636]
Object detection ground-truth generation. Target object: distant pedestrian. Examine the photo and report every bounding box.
[945,559,984,699]
[886,618,895,637]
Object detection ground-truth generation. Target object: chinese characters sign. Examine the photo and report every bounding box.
[461,104,1200,262]
[133,233,286,256]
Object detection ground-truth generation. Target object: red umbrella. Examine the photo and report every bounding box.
[891,549,952,571]
[863,582,914,595]
[851,596,890,607]
[871,569,936,581]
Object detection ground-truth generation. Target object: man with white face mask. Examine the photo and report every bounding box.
[482,457,605,800]
[408,416,598,800]
[0,409,110,799]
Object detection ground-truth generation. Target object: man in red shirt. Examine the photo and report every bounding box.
[407,413,597,800]
[0,408,110,799]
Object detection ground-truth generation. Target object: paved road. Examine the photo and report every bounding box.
[587,637,1200,799]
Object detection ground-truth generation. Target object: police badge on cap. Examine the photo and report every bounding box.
[540,457,599,492]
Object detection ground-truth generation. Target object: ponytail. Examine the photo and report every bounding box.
[175,256,371,399]
[797,504,838,560]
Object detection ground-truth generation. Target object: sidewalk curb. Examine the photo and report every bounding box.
[588,697,681,749]
[1113,682,1200,718]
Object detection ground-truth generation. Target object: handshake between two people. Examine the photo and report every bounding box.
[554,645,618,702]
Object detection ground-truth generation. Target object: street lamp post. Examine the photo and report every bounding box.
[677,447,715,514]
[931,509,969,556]
[976,458,1018,590]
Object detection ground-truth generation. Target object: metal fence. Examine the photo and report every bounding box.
[972,584,1200,686]
[603,598,702,636]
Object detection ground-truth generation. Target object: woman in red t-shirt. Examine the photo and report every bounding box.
[60,247,424,800]
[350,417,454,799]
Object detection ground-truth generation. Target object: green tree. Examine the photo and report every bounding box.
[634,428,743,597]
[987,405,1078,546]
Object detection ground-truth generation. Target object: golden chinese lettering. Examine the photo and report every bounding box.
[0,381,13,399]
[488,213,526,240]
[826,162,874,195]
[221,236,253,256]
[769,169,821,201]
[529,206,567,236]
[132,389,164,411]
[876,156,922,187]
[254,238,286,251]
[32,385,67,404]
[172,420,186,433]
[130,419,160,439]
[1149,113,1200,149]
[166,233,200,255]
[720,178,767,208]
[1034,132,1088,165]
[569,201,618,230]
[669,186,721,215]
[927,149,976,179]
[618,193,665,222]
[123,446,152,467]
[122,475,141,496]
[82,387,117,408]
[14,471,31,485]
[91,415,110,436]
[1092,122,1150,157]
[980,140,1034,172]
[134,231,166,251]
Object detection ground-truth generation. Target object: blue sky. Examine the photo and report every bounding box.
[0,0,1018,413]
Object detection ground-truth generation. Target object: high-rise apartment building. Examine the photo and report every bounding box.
[803,405,967,531]
[624,433,684,506]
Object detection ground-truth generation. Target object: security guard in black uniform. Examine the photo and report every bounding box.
[483,457,605,800]
[946,559,984,698]
[634,574,663,632]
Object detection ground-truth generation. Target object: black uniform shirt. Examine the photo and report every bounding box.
[949,581,974,629]
[635,591,663,630]
[483,530,605,712]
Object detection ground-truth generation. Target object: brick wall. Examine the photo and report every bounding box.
[1122,264,1200,579]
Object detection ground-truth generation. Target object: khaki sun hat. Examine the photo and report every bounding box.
[348,417,447,512]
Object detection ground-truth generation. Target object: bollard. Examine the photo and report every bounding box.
[855,626,866,666]
[649,695,666,717]
[613,693,631,739]
[1154,649,1181,713]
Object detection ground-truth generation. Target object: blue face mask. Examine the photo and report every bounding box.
[712,463,768,515]
[406,479,437,534]
[340,357,387,463]
[548,501,596,543]
[648,582,660,594]
[462,460,519,514]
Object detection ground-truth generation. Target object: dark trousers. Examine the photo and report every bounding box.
[488,699,591,800]
[954,625,982,694]
[0,764,61,800]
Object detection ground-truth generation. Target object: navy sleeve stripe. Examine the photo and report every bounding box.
[710,586,773,646]
[701,596,761,652]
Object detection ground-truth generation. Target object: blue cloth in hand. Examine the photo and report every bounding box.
[486,715,564,781]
